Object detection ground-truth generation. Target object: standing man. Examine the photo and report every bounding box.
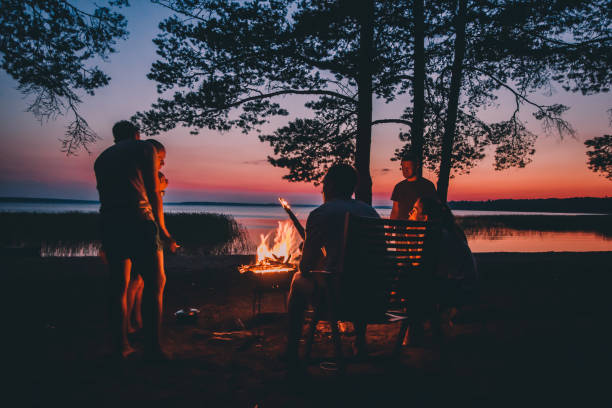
[94,120,177,359]
[285,164,379,367]
[390,152,438,220]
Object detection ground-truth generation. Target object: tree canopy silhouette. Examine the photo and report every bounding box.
[395,0,611,201]
[137,0,611,203]
[585,134,612,180]
[0,0,129,154]
[135,0,421,203]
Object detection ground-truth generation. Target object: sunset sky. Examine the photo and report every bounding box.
[0,2,610,206]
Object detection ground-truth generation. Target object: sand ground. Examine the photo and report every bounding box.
[3,251,611,407]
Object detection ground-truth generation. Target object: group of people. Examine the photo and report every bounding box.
[94,121,476,362]
[94,121,177,359]
[285,152,477,367]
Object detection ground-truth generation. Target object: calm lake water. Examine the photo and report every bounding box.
[1,201,610,253]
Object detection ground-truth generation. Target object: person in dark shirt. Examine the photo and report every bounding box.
[390,152,438,220]
[94,121,177,359]
[285,164,379,367]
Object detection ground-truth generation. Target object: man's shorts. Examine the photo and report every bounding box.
[100,215,162,261]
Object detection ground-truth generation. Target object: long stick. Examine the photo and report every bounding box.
[278,198,305,240]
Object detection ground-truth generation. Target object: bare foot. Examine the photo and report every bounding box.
[116,344,137,360]
[127,323,143,334]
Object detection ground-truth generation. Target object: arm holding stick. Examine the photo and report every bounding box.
[279,198,326,258]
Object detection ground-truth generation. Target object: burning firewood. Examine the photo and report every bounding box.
[238,219,302,274]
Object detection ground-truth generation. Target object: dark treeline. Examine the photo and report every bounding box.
[0,197,98,204]
[2,196,611,213]
[449,197,612,214]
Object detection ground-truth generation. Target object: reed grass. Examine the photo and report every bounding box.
[0,212,251,255]
[1,212,609,257]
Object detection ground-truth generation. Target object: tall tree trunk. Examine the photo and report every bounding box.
[437,0,467,202]
[411,0,426,176]
[354,0,375,204]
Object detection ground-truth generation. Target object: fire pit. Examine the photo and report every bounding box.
[239,214,303,315]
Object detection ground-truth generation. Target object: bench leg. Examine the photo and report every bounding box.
[252,290,257,316]
[394,320,410,357]
[304,309,319,362]
[257,291,262,315]
[330,319,344,372]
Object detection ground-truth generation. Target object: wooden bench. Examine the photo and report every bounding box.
[303,213,441,370]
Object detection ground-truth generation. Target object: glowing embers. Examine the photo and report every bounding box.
[238,220,302,274]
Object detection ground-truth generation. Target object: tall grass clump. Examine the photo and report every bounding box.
[164,213,251,255]
[0,212,251,256]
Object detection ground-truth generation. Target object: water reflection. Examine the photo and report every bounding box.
[32,217,612,257]
[466,229,611,252]
[241,218,611,254]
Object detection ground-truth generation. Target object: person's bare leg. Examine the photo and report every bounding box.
[133,277,144,331]
[108,257,135,358]
[127,275,144,333]
[142,250,166,356]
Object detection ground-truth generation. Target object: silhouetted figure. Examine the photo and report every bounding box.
[406,196,477,344]
[94,121,177,359]
[390,152,438,220]
[285,164,379,368]
[127,140,169,335]
[411,197,477,287]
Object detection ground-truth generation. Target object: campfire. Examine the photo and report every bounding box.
[239,198,305,275]
[238,220,303,274]
[238,198,305,314]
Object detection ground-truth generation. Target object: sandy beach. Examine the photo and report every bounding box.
[4,251,611,407]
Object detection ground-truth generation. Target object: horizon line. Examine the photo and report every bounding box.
[1,195,610,207]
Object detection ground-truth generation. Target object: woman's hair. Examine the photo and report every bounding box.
[419,197,444,221]
[420,198,468,243]
[441,203,468,243]
[146,138,165,153]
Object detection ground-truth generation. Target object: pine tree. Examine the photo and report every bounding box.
[0,0,129,154]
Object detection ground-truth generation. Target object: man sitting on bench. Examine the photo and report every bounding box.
[285,164,379,368]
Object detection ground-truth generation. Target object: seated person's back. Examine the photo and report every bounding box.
[286,164,379,364]
[300,198,379,275]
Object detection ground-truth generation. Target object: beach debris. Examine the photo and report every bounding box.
[320,361,339,372]
[236,334,263,351]
[174,308,200,324]
[210,330,254,342]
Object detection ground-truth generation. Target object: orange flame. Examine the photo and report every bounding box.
[239,220,302,274]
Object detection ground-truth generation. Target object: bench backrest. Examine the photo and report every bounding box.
[336,213,440,321]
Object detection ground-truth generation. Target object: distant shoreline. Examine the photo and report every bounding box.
[0,196,610,213]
